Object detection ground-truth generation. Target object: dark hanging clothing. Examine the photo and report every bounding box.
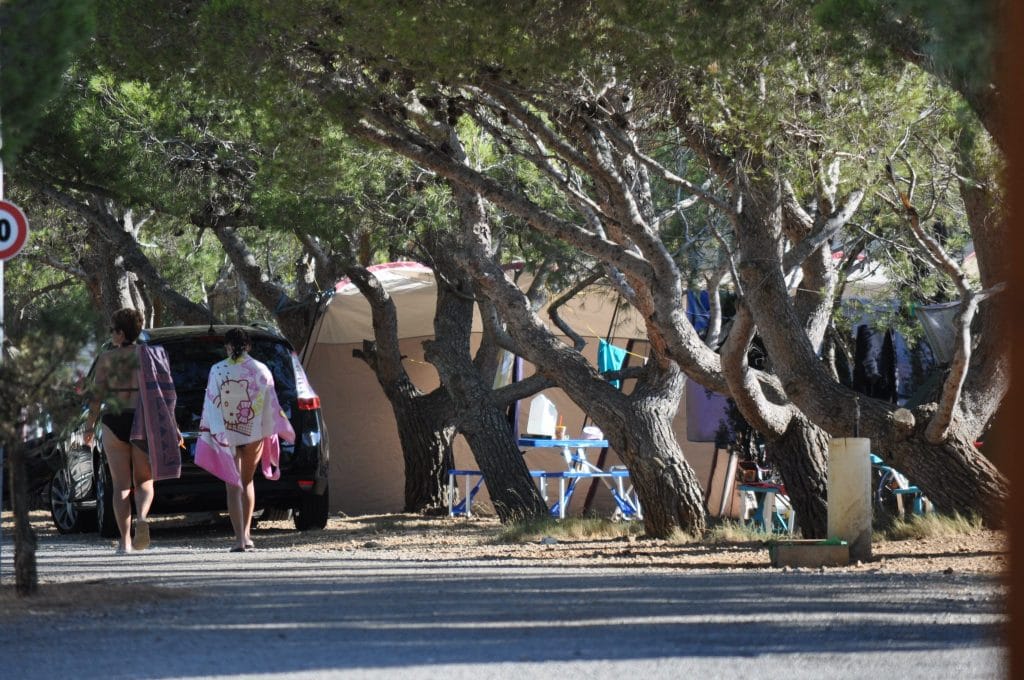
[853,325,898,403]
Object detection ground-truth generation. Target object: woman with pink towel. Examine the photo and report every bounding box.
[196,327,295,552]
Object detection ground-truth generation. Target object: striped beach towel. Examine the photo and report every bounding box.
[130,345,183,481]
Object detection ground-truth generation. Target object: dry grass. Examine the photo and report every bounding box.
[704,519,777,544]
[496,516,754,546]
[474,512,993,548]
[875,512,985,541]
[494,516,645,543]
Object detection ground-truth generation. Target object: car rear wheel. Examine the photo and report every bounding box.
[50,468,93,534]
[293,488,329,531]
[95,459,119,538]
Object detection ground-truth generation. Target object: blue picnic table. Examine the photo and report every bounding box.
[448,438,642,520]
[738,482,796,534]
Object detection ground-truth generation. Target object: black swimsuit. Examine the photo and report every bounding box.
[99,369,139,443]
[101,410,136,443]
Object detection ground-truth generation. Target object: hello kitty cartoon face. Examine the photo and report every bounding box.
[215,378,254,433]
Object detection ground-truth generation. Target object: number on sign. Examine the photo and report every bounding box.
[0,200,30,260]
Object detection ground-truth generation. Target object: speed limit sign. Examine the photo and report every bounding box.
[0,200,29,260]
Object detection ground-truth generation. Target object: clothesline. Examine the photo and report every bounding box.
[584,324,647,361]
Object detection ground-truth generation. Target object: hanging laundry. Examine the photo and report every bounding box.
[686,290,711,334]
[915,301,959,364]
[598,339,628,389]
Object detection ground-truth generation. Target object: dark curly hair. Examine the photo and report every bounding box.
[225,327,252,360]
[111,308,143,344]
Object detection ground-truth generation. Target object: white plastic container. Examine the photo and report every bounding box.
[525,394,558,438]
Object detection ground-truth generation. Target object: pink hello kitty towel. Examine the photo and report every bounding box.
[195,354,296,487]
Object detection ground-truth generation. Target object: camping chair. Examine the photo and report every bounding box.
[736,461,796,534]
[870,454,926,520]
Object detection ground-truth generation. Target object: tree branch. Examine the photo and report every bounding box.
[719,301,793,438]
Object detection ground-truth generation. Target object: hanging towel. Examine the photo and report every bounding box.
[686,290,710,333]
[598,339,628,389]
[130,345,182,481]
[195,354,295,487]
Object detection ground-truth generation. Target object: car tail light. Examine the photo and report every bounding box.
[297,396,320,410]
[297,479,315,491]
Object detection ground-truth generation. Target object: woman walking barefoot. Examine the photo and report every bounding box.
[196,327,295,552]
[84,308,182,553]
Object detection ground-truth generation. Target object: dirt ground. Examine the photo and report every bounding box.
[0,510,1008,615]
[0,507,1007,618]
[274,512,1009,574]
[4,508,1010,572]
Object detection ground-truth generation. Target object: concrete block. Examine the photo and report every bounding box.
[769,540,850,568]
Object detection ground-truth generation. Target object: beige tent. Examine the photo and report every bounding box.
[301,262,718,516]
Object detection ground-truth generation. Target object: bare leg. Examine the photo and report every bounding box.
[102,425,134,553]
[229,440,263,551]
[131,445,154,549]
[226,478,242,544]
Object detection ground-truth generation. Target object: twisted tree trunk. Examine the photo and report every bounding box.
[389,386,457,512]
[735,207,1008,525]
[424,271,549,523]
[887,412,1006,522]
[595,371,707,536]
[763,416,829,538]
[8,441,39,596]
[346,264,459,514]
[447,180,708,536]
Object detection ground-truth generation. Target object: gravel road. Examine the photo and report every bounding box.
[0,515,1006,680]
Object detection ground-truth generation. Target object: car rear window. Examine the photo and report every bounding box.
[157,337,297,406]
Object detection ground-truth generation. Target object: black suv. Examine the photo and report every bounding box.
[49,325,329,536]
